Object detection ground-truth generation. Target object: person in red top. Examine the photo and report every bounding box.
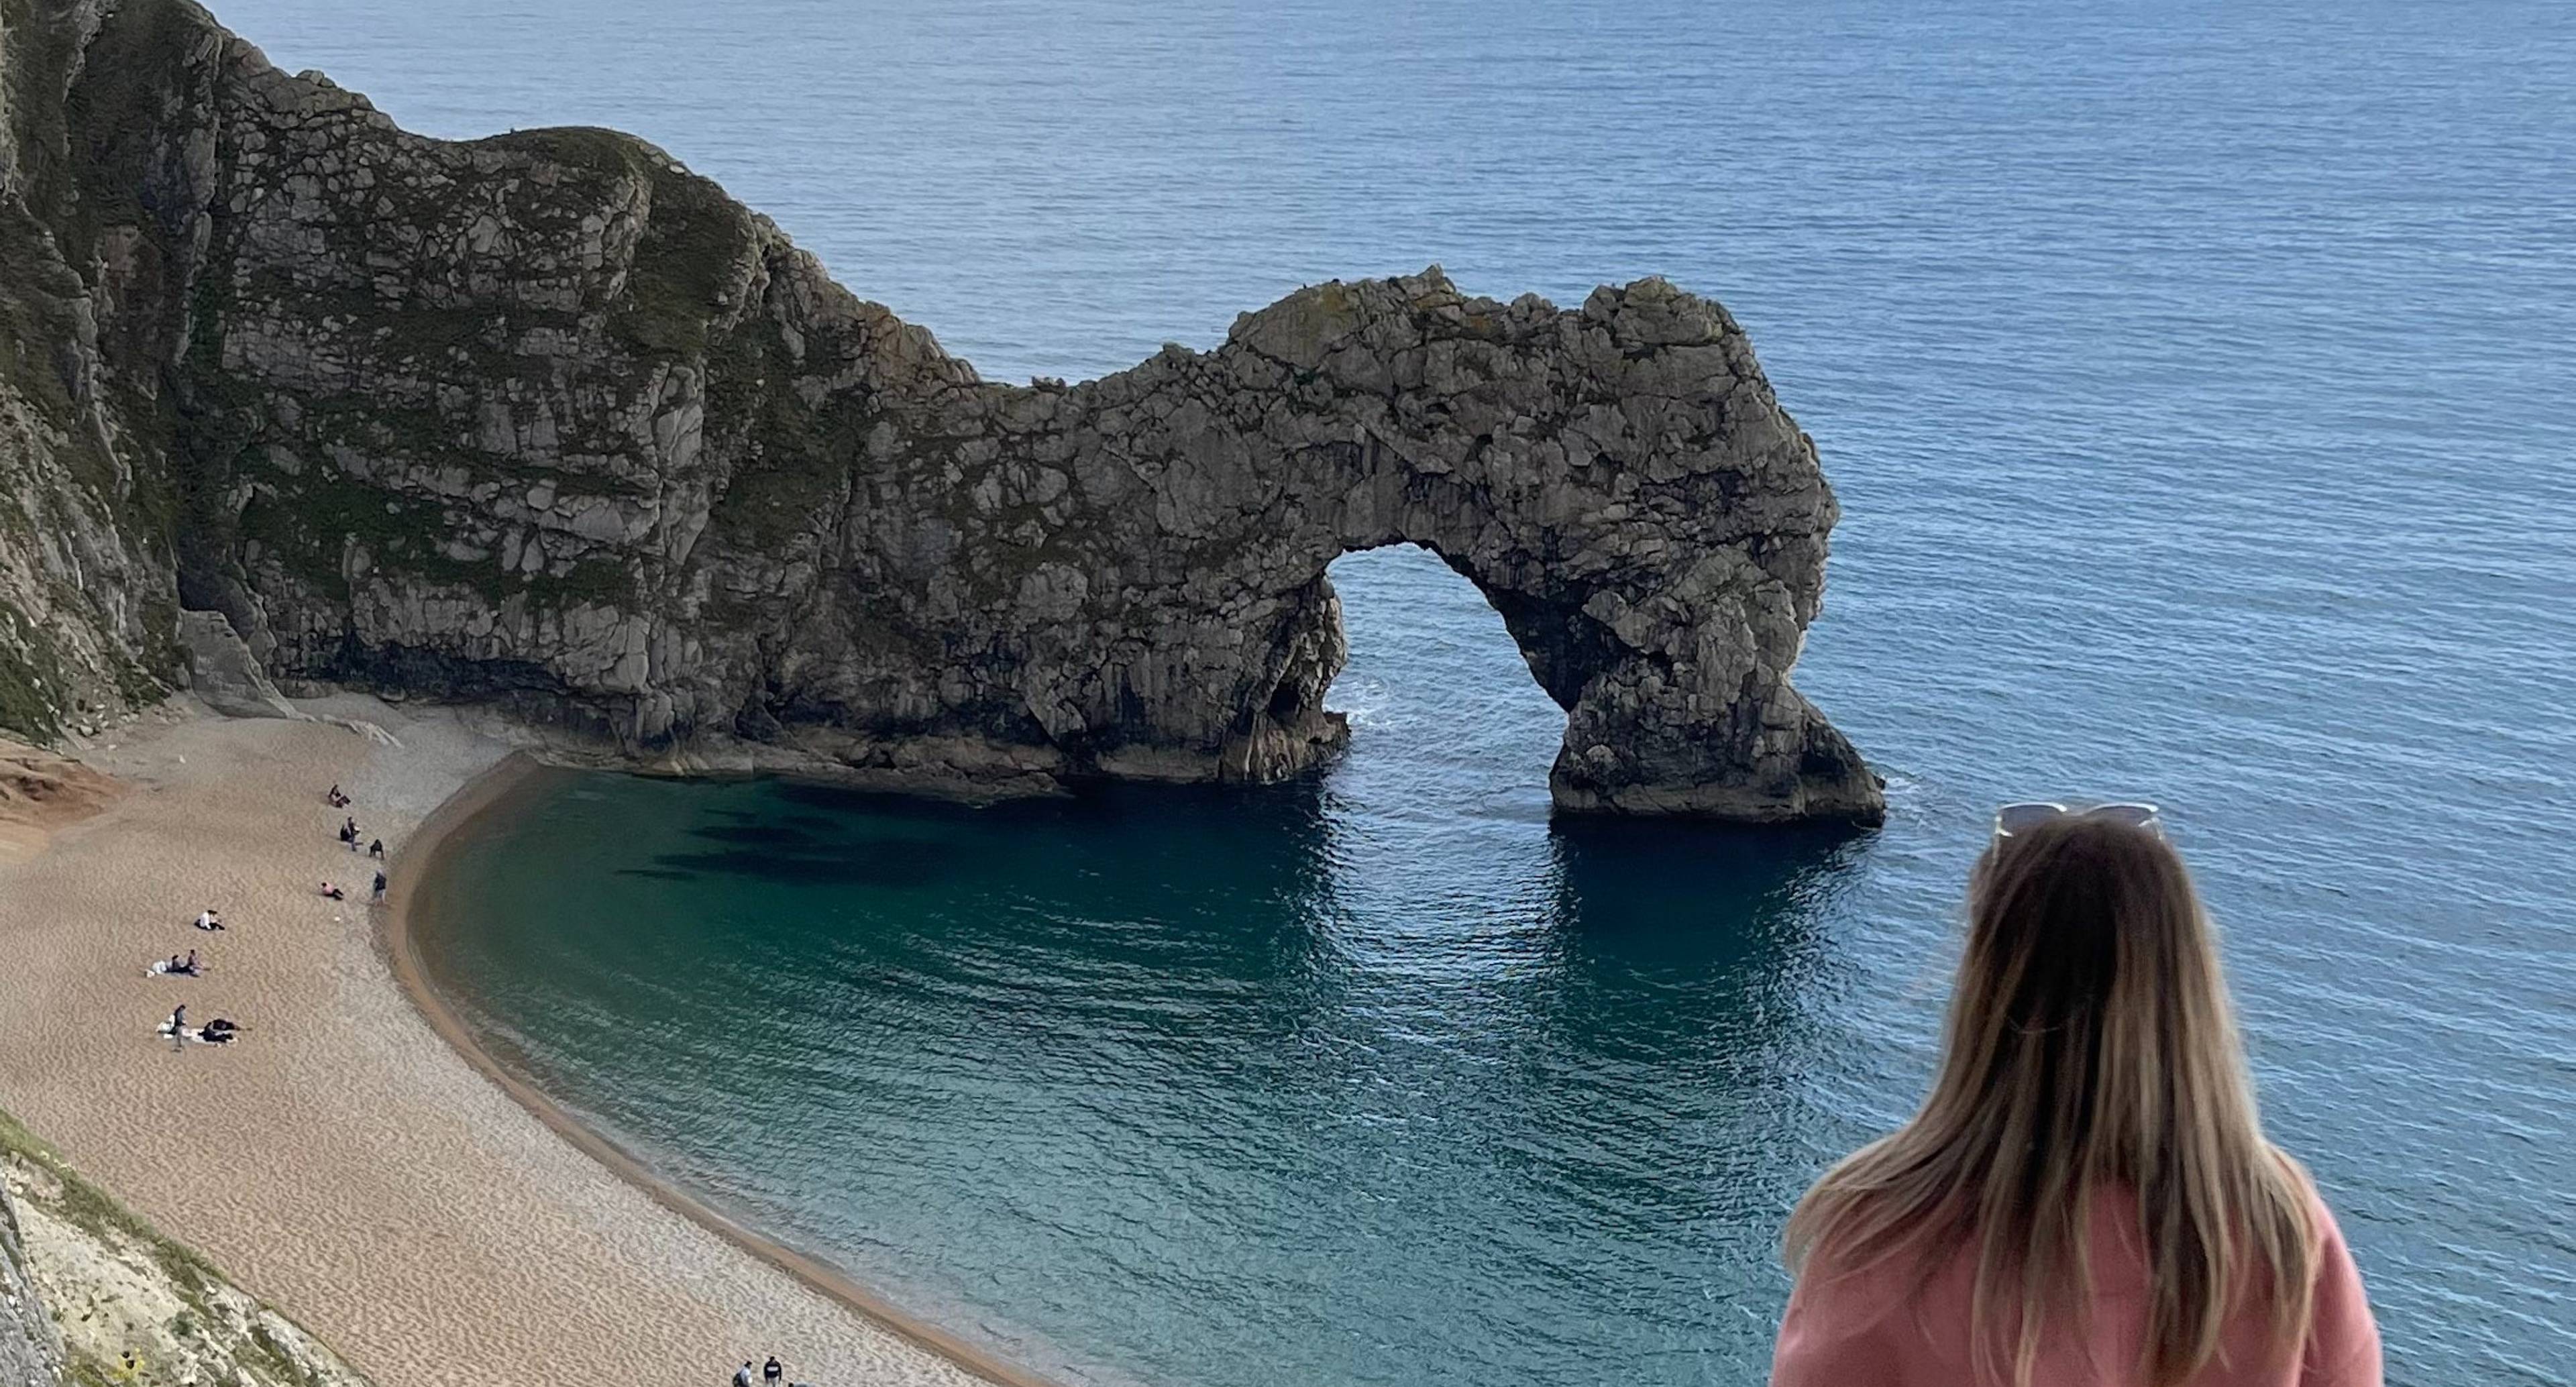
[1771,803,2382,1387]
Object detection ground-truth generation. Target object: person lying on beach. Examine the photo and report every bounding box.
[194,907,223,930]
[154,952,202,977]
[199,1017,240,1044]
[319,881,345,901]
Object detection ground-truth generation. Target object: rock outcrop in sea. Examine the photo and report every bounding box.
[0,0,1882,822]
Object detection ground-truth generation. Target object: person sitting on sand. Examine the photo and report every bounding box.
[319,881,345,901]
[185,948,199,973]
[326,784,346,807]
[200,1017,239,1044]
[195,906,223,930]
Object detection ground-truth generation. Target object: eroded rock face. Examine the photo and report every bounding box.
[174,608,297,718]
[0,1183,65,1387]
[0,0,1881,822]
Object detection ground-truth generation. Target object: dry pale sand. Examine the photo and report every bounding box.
[0,698,1014,1387]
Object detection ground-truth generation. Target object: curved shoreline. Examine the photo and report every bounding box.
[381,754,1068,1387]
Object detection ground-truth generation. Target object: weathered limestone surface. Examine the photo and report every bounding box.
[0,1183,63,1387]
[174,608,297,718]
[0,0,1882,821]
[1,1113,370,1387]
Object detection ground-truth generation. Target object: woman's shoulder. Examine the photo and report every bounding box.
[1770,1243,1919,1386]
[2298,1184,2383,1384]
[1772,1225,1972,1386]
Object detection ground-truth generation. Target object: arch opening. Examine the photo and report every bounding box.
[1313,544,1568,810]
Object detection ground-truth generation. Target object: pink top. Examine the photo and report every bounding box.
[1770,1191,2383,1387]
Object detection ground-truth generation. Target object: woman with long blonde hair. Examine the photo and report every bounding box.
[1770,804,2382,1386]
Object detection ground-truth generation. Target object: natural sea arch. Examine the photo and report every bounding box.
[34,6,1878,820]
[853,274,1890,824]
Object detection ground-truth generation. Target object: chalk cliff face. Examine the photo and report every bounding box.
[1,1181,64,1387]
[0,0,1882,821]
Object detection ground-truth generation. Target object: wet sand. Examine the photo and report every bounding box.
[0,698,1016,1387]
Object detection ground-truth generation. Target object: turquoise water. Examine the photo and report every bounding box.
[248,0,2576,1382]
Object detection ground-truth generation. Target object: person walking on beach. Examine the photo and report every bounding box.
[371,869,387,902]
[763,1356,783,1386]
[1768,803,2381,1386]
[368,837,384,859]
[733,1362,755,1387]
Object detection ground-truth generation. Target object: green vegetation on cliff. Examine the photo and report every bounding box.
[0,0,1877,820]
[0,1107,371,1387]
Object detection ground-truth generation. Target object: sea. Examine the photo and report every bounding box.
[221,0,2575,1383]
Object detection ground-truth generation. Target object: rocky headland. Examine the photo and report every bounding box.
[0,0,1880,822]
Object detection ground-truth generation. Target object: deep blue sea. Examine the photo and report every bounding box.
[229,0,2575,1383]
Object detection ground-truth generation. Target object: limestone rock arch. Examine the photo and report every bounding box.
[829,272,1886,822]
[11,0,1880,822]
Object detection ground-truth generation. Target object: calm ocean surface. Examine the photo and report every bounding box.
[233,0,2575,1382]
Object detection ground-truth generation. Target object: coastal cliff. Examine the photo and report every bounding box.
[1,1111,369,1387]
[0,0,1882,821]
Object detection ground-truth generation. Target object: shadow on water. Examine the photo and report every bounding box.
[422,764,1892,1387]
[649,842,965,888]
[1547,816,1872,936]
[640,771,1873,987]
[1523,814,1877,1046]
[686,822,833,846]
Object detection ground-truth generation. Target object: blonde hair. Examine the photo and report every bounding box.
[1784,815,2317,1386]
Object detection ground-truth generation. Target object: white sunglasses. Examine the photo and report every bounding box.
[1992,801,2162,840]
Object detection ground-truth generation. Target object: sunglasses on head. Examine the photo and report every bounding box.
[1992,801,2162,840]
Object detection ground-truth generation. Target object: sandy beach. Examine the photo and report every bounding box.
[0,698,1010,1387]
